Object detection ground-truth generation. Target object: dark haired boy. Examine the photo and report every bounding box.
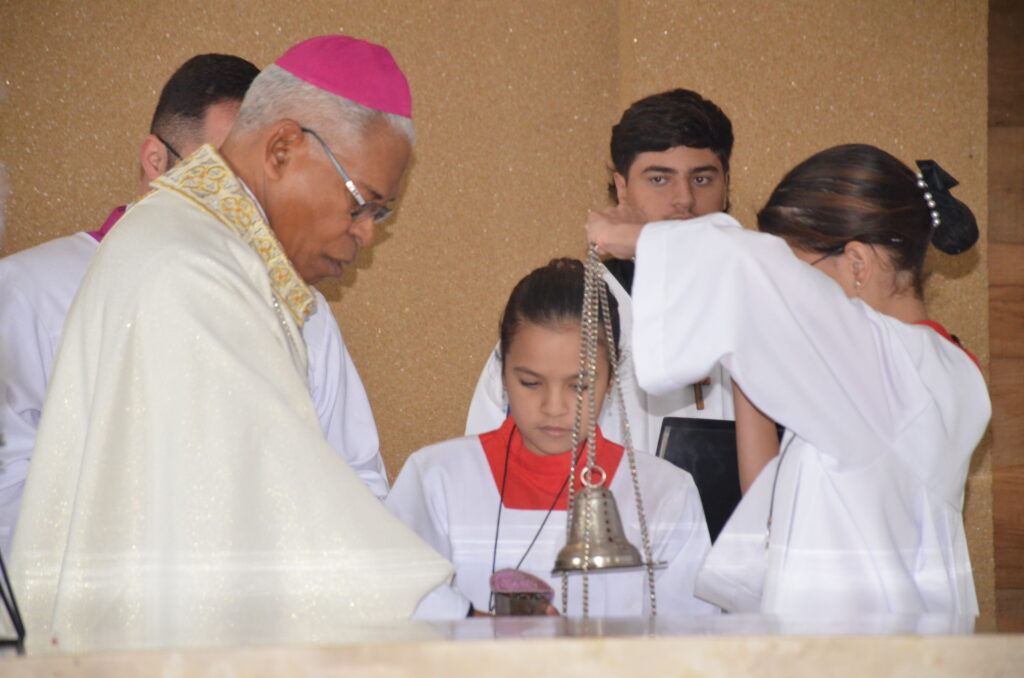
[604,88,733,291]
[465,89,737,455]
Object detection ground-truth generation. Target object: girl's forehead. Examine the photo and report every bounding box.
[504,322,608,371]
[507,321,581,350]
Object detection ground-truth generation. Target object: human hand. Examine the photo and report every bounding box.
[585,204,646,259]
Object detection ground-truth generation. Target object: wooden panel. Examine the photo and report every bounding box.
[989,0,1024,634]
[988,127,1024,244]
[989,243,1024,287]
[994,467,1024,588]
[990,0,1024,127]
[997,589,1024,633]
[990,287,1024,359]
[990,358,1024,468]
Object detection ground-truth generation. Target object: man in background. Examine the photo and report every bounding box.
[466,89,737,454]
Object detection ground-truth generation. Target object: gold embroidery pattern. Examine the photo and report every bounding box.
[154,144,316,326]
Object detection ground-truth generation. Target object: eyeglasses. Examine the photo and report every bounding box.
[810,243,847,267]
[155,133,183,162]
[300,127,394,223]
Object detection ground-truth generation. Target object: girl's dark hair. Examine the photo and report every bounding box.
[757,144,978,297]
[499,258,621,365]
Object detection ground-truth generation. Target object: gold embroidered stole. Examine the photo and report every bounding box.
[153,144,316,327]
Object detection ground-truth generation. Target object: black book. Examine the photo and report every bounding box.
[603,258,636,294]
[656,417,783,543]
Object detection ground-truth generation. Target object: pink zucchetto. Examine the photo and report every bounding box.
[274,35,412,118]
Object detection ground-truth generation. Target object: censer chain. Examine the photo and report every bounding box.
[569,244,657,618]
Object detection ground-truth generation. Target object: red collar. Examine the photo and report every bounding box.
[479,416,623,510]
[914,320,981,371]
[86,205,127,243]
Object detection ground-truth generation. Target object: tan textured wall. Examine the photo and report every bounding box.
[0,1,992,621]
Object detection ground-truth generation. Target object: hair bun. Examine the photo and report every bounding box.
[930,199,979,255]
[915,159,979,255]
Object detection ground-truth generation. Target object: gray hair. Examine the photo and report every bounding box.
[232,64,414,146]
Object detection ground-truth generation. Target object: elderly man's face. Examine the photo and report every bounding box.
[270,118,411,284]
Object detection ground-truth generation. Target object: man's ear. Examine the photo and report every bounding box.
[139,134,169,182]
[722,171,731,212]
[612,172,628,205]
[263,120,306,181]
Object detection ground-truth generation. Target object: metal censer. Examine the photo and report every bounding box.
[552,244,657,618]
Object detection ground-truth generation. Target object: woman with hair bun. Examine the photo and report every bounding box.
[585,144,990,618]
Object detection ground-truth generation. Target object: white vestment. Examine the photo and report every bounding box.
[465,265,733,454]
[0,210,388,559]
[386,425,718,617]
[631,214,990,616]
[9,145,457,652]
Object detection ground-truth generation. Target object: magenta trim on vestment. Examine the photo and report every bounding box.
[86,205,127,243]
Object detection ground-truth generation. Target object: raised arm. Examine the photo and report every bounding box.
[732,382,779,493]
[626,214,930,469]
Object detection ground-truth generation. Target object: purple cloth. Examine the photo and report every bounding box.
[86,205,126,243]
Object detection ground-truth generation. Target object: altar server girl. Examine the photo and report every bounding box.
[387,259,717,616]
[585,143,990,617]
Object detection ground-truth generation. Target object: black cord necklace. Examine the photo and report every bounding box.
[488,424,583,612]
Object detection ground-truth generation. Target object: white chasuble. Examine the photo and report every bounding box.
[0,215,388,565]
[631,213,990,617]
[387,418,718,617]
[10,145,456,653]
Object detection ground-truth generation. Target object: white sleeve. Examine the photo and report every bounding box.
[650,472,719,615]
[465,346,507,436]
[411,582,472,620]
[303,292,388,499]
[386,451,474,619]
[632,214,928,469]
[0,273,51,556]
[385,452,454,561]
